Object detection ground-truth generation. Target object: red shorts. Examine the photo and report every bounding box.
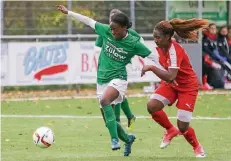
[151,83,198,112]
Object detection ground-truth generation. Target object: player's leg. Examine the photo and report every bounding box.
[113,104,130,144]
[147,83,179,148]
[176,91,206,158]
[116,121,136,156]
[97,84,107,124]
[114,102,136,155]
[121,97,136,131]
[113,103,134,154]
[113,103,133,152]
[99,104,119,125]
[114,103,121,122]
[100,86,121,150]
[100,108,106,123]
[114,102,136,156]
[113,110,136,156]
[108,79,136,156]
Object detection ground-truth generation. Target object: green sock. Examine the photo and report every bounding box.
[117,122,129,143]
[114,104,121,122]
[121,98,134,119]
[103,105,118,140]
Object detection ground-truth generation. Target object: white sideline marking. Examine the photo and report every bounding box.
[3,95,146,102]
[1,115,231,120]
[2,91,231,102]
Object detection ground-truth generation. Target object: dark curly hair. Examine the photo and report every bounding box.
[110,12,132,29]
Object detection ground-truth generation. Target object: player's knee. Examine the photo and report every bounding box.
[147,101,153,114]
[100,98,110,107]
[147,100,162,114]
[178,126,188,133]
[177,123,189,133]
[147,101,157,114]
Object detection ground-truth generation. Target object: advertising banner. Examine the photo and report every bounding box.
[5,41,160,86]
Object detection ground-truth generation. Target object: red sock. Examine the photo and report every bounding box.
[202,75,208,85]
[183,127,199,148]
[151,110,173,130]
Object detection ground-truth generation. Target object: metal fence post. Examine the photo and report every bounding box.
[197,0,203,84]
[67,1,73,90]
[165,1,168,21]
[198,0,203,43]
[1,0,3,36]
[1,0,4,93]
[130,0,135,29]
[67,1,72,35]
[228,0,231,25]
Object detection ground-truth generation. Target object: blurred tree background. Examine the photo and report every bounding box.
[2,1,165,35]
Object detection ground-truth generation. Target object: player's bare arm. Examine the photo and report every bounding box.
[141,65,178,82]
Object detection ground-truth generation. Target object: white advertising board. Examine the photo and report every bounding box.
[4,41,159,86]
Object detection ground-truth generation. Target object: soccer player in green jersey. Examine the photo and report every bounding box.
[56,5,152,156]
[95,9,136,132]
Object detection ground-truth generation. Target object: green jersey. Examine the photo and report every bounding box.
[94,22,151,84]
[95,28,141,47]
[95,35,104,47]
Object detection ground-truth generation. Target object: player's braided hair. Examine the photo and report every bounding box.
[111,12,132,29]
[155,18,209,40]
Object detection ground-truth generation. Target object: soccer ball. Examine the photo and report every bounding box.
[33,126,55,148]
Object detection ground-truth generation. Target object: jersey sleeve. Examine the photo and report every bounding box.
[139,37,145,44]
[68,11,96,29]
[128,29,145,43]
[168,43,183,69]
[95,22,110,37]
[128,29,140,38]
[144,52,166,71]
[134,41,151,58]
[95,36,103,47]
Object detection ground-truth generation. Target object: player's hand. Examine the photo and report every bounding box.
[171,80,178,86]
[56,5,68,14]
[141,65,152,77]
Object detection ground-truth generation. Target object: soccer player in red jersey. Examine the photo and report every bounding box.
[141,18,209,158]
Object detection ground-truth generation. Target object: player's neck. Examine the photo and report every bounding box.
[161,41,172,55]
[122,31,128,39]
[162,45,170,54]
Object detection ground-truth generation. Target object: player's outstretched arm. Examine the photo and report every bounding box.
[56,5,96,29]
[141,65,178,83]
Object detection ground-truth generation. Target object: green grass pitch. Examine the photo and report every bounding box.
[2,94,231,161]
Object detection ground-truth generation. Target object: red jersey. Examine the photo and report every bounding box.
[155,41,199,92]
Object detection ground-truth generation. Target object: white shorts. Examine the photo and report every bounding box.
[97,79,128,107]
